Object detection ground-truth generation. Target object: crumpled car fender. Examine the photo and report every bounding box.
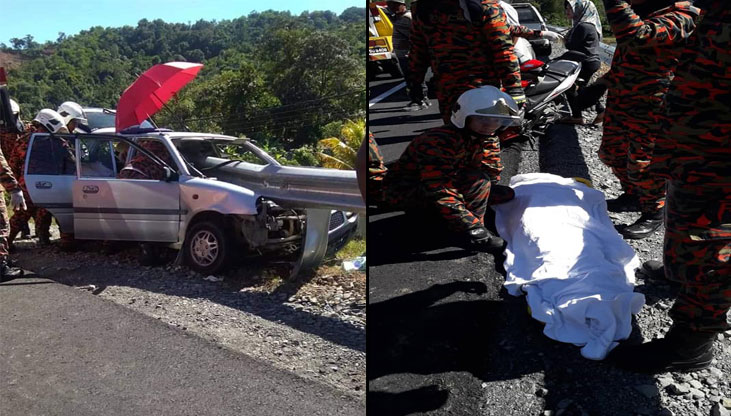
[179,177,259,217]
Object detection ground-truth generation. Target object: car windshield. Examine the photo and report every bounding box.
[86,110,116,130]
[516,7,540,23]
[215,142,268,165]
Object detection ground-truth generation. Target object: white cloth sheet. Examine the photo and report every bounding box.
[494,173,645,360]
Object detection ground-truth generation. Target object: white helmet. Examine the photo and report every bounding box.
[451,86,522,129]
[57,101,87,126]
[9,99,20,115]
[33,109,68,133]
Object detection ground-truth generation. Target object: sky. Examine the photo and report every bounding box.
[0,0,363,45]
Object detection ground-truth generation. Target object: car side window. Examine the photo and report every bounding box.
[27,134,76,175]
[79,138,116,178]
[176,140,217,164]
[118,138,176,181]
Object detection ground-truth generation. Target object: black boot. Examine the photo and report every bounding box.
[637,260,665,281]
[487,185,515,205]
[460,226,505,252]
[606,192,640,212]
[0,261,24,282]
[21,223,31,239]
[608,326,715,373]
[38,234,51,246]
[620,211,663,239]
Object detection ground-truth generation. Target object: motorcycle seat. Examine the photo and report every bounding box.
[525,76,560,97]
[543,60,581,77]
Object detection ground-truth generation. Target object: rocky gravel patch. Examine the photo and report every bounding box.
[11,236,366,399]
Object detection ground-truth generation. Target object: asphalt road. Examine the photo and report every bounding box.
[0,275,363,416]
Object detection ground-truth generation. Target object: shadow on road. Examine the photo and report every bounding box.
[368,280,662,415]
[368,282,499,414]
[368,211,479,267]
[368,386,450,416]
[368,112,443,129]
[369,281,499,380]
[539,124,592,181]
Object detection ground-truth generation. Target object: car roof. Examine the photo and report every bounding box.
[512,3,538,8]
[83,107,115,113]
[89,127,247,143]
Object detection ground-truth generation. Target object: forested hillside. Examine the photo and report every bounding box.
[1,7,364,153]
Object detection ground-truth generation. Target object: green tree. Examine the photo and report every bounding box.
[317,119,365,170]
[6,8,365,148]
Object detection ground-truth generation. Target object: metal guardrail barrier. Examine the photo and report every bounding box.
[202,157,365,277]
[205,157,365,214]
[546,24,615,65]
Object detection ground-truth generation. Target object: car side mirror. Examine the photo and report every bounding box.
[164,167,179,182]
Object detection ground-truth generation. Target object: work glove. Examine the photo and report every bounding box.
[541,31,563,42]
[9,189,27,211]
[510,92,527,109]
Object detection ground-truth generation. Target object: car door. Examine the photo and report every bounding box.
[73,136,181,242]
[24,133,77,234]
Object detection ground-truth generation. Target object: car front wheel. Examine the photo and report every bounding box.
[184,220,231,275]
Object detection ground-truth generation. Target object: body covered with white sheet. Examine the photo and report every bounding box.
[494,173,645,359]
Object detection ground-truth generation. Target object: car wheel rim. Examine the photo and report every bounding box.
[190,230,219,267]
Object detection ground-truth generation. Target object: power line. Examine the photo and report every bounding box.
[166,105,362,134]
[163,89,363,124]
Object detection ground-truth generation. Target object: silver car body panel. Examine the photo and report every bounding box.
[73,178,181,242]
[24,133,75,233]
[179,176,259,217]
[71,134,181,241]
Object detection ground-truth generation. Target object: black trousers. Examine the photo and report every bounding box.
[563,58,606,117]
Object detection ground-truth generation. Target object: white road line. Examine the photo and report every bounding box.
[368,81,406,107]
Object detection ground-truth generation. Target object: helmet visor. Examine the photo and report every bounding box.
[466,115,520,135]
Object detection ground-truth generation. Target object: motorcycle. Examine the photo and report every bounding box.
[500,38,582,146]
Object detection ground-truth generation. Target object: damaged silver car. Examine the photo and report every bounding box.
[24,130,363,275]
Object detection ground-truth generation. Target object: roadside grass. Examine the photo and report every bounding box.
[253,236,365,292]
[335,237,365,261]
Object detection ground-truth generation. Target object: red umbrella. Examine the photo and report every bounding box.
[115,61,203,132]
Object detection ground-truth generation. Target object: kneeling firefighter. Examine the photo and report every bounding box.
[372,85,522,250]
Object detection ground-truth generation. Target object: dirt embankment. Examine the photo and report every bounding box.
[0,50,26,71]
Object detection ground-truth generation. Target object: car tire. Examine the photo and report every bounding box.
[184,220,231,275]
